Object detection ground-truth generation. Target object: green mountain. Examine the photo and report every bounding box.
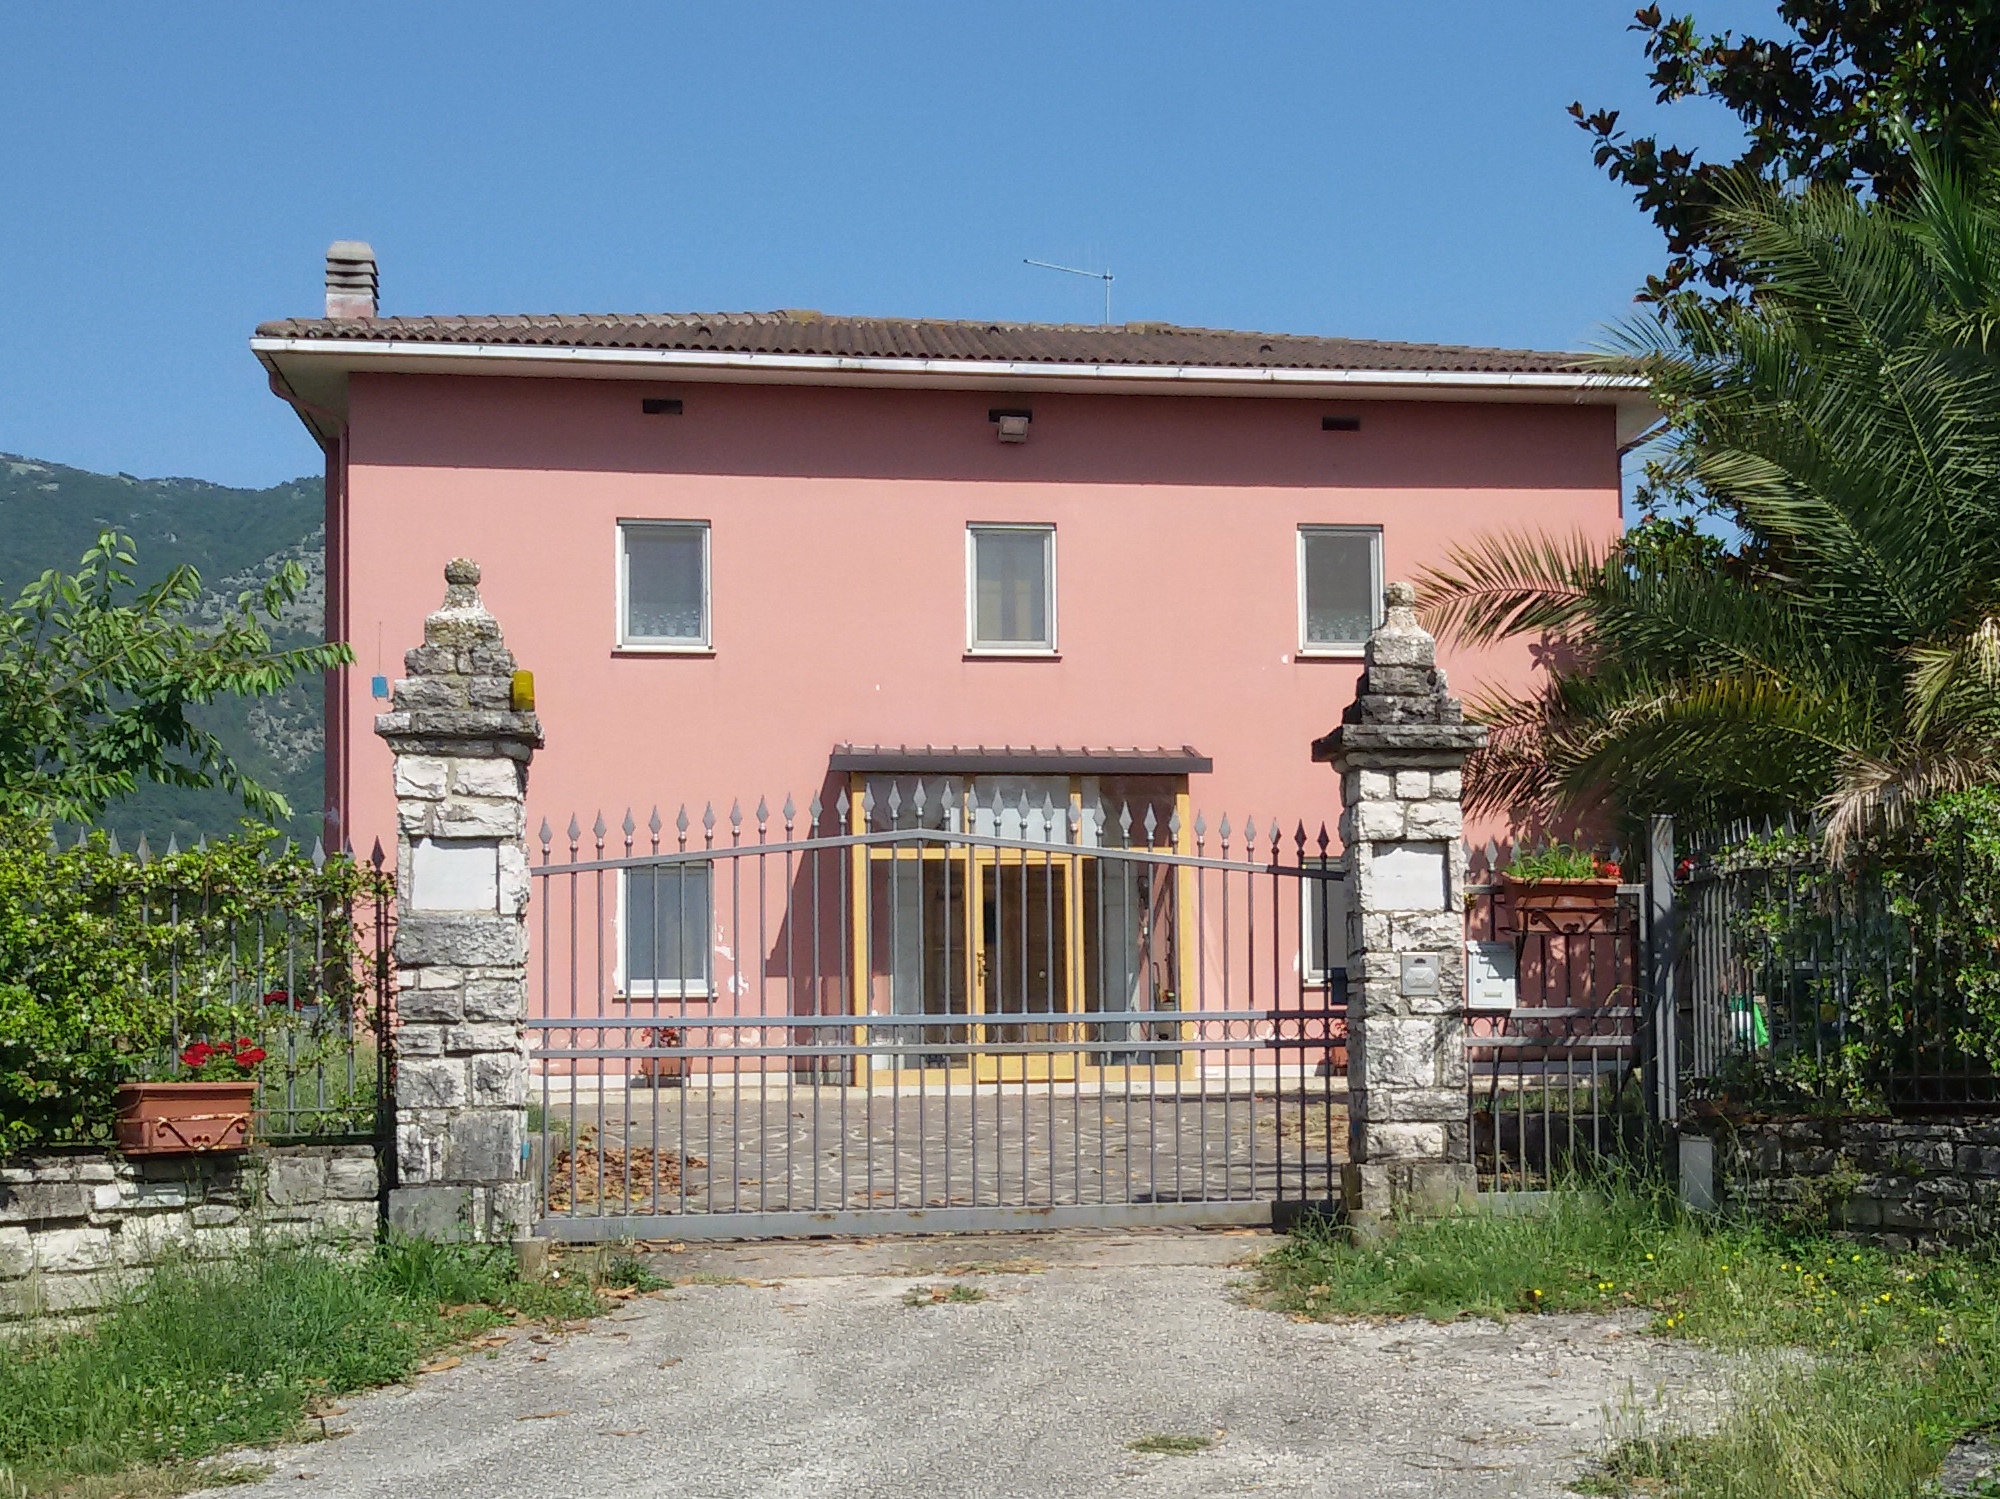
[0,453,329,847]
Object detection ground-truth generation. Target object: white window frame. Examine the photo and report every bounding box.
[617,519,712,652]
[1296,524,1384,657]
[616,862,716,1001]
[966,523,1058,656]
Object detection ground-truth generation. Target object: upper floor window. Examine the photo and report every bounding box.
[967,524,1056,654]
[1298,525,1382,654]
[619,520,710,650]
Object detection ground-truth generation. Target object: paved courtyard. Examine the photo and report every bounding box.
[538,1084,1345,1219]
[201,1231,1718,1499]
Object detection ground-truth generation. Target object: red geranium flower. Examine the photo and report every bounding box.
[262,989,290,1007]
[177,1035,267,1079]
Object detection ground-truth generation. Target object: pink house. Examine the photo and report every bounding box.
[256,245,1644,863]
[253,244,1650,1232]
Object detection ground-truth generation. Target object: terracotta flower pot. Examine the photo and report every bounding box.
[114,1081,257,1156]
[631,1027,685,1087]
[1497,874,1624,933]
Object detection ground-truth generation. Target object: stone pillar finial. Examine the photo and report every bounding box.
[375,559,543,1243]
[1312,581,1489,1236]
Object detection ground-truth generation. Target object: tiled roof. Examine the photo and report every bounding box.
[252,310,1596,377]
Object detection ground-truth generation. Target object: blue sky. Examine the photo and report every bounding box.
[0,2,1769,489]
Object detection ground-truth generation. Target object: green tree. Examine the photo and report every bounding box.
[1573,2,2000,300]
[1421,128,2000,853]
[0,531,350,826]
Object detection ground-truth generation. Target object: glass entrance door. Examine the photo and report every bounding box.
[855,772,1195,1084]
[974,854,1077,1081]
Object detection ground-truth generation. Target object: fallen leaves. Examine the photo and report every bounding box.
[415,1356,461,1375]
[939,1257,1048,1276]
[544,1125,706,1213]
[515,1409,573,1422]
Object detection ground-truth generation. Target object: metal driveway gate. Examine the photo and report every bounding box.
[527,784,1346,1240]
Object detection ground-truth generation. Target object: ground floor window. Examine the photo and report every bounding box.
[623,862,713,998]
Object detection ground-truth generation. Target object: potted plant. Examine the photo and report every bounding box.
[1497,843,1624,930]
[115,1036,265,1156]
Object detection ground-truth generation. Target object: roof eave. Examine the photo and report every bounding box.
[251,335,1657,447]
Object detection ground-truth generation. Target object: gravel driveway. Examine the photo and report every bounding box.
[201,1230,1715,1499]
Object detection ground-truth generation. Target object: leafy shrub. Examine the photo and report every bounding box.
[1894,787,2000,1073]
[0,817,383,1149]
[0,821,161,1148]
[1691,793,2000,1111]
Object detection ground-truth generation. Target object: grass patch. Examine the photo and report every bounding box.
[1127,1433,1213,1456]
[1258,1182,2000,1498]
[0,1236,602,1498]
[903,1283,987,1307]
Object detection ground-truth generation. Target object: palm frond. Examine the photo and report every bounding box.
[1822,743,2000,864]
[1414,531,1607,646]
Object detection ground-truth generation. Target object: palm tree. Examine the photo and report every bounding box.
[1422,128,2000,856]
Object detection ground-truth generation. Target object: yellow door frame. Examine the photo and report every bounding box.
[845,773,1196,1087]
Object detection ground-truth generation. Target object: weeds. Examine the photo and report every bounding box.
[903,1283,986,1307]
[1259,1181,2000,1498]
[599,1252,670,1293]
[1128,1433,1213,1456]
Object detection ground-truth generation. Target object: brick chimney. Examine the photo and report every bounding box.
[325,241,378,319]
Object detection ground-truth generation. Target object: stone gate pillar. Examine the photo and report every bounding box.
[375,559,543,1241]
[1312,581,1487,1234]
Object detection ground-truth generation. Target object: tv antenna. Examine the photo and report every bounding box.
[1025,258,1113,325]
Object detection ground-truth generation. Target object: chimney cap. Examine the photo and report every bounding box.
[324,240,379,320]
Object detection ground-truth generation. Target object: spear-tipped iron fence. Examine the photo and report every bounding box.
[527,782,1348,1239]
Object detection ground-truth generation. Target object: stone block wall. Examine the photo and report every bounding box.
[0,1144,379,1321]
[1704,1116,2000,1252]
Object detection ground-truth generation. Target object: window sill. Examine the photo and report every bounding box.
[964,648,1061,661]
[614,991,716,1004]
[1296,647,1366,661]
[613,645,716,658]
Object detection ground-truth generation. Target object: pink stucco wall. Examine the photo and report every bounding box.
[334,372,1620,860]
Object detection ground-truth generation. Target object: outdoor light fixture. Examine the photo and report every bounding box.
[990,408,1032,444]
[642,398,684,415]
[1322,415,1361,431]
